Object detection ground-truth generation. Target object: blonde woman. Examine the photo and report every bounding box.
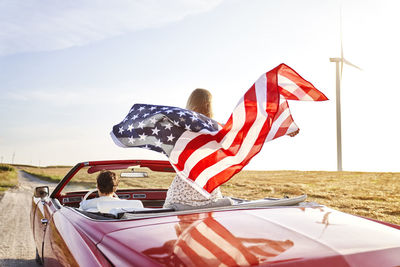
[163,89,231,210]
[186,88,213,118]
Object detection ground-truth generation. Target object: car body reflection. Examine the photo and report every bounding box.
[143,213,294,266]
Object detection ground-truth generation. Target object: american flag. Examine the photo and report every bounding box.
[111,63,327,197]
[142,214,294,266]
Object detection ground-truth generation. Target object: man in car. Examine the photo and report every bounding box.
[79,170,120,211]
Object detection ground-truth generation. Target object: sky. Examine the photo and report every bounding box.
[0,0,399,172]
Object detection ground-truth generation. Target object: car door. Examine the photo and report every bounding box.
[32,195,58,261]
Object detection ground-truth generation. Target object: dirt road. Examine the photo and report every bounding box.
[0,171,55,267]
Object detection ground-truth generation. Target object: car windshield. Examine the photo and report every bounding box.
[60,165,176,195]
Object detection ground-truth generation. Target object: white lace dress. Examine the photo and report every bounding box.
[163,175,223,208]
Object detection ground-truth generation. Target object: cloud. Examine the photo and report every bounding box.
[0,0,222,56]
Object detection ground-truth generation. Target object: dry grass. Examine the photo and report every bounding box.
[22,166,400,225]
[222,170,400,225]
[0,165,18,196]
[21,166,70,183]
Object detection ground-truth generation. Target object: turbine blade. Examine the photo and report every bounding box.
[340,5,344,79]
[343,58,362,70]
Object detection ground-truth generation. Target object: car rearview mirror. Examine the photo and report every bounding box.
[120,172,148,178]
[34,186,49,199]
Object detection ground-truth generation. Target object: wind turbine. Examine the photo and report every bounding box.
[330,9,361,171]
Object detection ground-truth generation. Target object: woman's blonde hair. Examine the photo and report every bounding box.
[186,88,213,118]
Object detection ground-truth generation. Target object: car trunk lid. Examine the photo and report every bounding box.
[96,206,400,266]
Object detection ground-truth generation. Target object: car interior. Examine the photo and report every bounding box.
[41,163,308,221]
[53,189,175,219]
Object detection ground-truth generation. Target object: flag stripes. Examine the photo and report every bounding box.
[171,78,269,192]
[266,98,298,141]
[171,64,326,195]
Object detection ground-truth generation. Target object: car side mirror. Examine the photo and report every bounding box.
[34,186,49,199]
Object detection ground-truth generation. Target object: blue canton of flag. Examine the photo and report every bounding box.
[111,104,219,156]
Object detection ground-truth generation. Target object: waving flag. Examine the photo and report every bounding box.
[111,63,328,197]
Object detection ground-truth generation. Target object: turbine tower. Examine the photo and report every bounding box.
[330,9,361,171]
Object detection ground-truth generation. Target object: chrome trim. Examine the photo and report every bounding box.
[62,196,83,203]
[52,198,62,209]
[118,194,130,199]
[132,194,146,199]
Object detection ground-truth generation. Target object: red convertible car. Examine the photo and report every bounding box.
[31,159,400,266]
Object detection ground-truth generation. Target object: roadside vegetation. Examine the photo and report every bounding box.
[20,166,70,183]
[224,170,400,225]
[0,165,18,198]
[20,165,400,225]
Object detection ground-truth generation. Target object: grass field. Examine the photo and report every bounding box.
[0,165,18,198]
[21,166,67,183]
[21,166,400,225]
[227,170,400,225]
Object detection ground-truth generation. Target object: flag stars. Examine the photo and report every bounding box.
[113,104,226,161]
[154,139,163,147]
[143,144,150,150]
[152,127,160,135]
[167,134,175,142]
[139,133,147,141]
[149,117,157,124]
[128,136,135,144]
[137,121,145,129]
[190,115,198,122]
[164,123,172,130]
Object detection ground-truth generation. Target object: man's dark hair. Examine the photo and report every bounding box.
[97,171,118,194]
